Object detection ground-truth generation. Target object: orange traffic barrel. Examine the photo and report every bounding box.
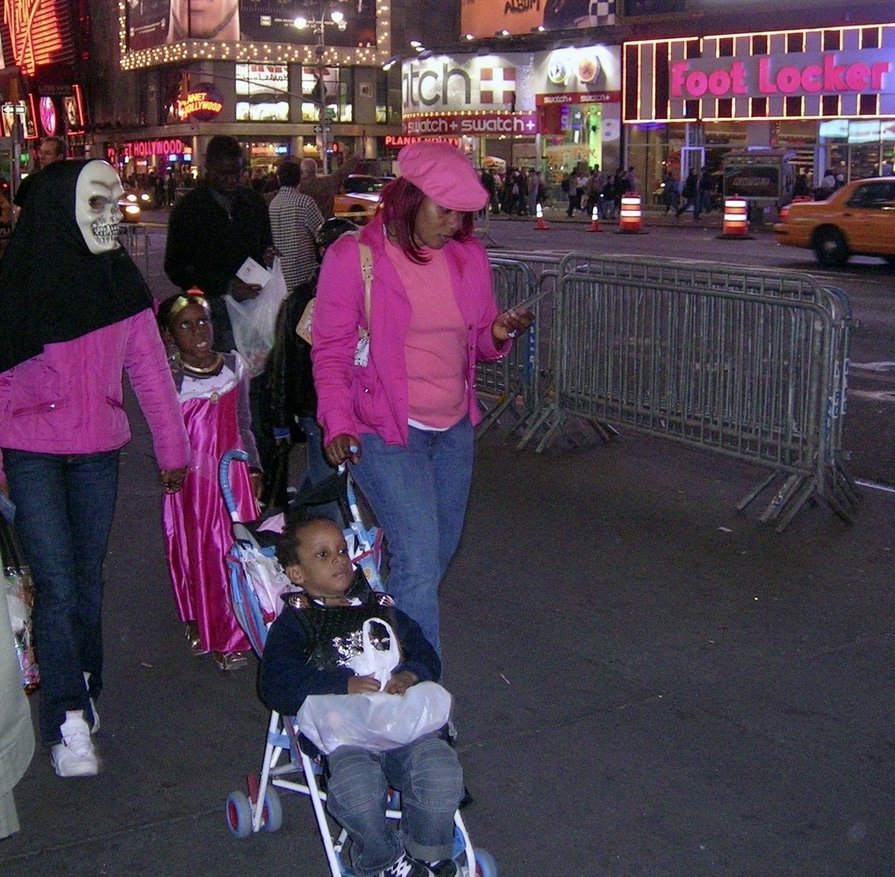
[618,192,642,233]
[722,197,749,237]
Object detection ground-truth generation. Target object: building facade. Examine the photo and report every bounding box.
[624,21,895,195]
[3,0,894,202]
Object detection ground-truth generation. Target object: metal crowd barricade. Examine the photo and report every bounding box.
[118,223,151,277]
[118,222,170,281]
[475,258,547,438]
[479,250,571,445]
[524,253,858,530]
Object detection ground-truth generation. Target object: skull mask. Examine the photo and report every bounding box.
[75,161,124,254]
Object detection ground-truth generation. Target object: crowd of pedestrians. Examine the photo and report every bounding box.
[561,165,637,219]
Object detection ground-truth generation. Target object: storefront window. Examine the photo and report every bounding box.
[235,64,290,122]
[375,71,390,124]
[244,140,290,181]
[300,66,353,123]
[821,119,895,182]
[542,104,610,179]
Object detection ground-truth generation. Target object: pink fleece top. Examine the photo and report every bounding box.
[384,238,466,429]
[312,214,509,448]
[0,309,190,481]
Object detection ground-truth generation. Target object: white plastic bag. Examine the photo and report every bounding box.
[225,256,289,377]
[296,681,453,754]
[233,545,295,619]
[345,618,400,690]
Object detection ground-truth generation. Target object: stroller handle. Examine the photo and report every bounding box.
[220,449,250,521]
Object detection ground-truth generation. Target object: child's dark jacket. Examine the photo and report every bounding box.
[259,586,440,717]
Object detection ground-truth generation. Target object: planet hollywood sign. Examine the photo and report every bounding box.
[403,112,538,137]
[384,135,461,148]
[671,50,893,100]
[120,138,189,158]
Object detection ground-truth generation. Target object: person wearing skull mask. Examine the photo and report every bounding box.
[0,159,190,778]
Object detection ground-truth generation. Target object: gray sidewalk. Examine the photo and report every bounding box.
[2,415,892,877]
[1,230,892,877]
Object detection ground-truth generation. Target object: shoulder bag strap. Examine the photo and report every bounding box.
[357,241,373,334]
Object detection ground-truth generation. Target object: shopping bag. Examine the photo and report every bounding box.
[1,515,39,693]
[225,256,290,377]
[345,618,400,689]
[296,681,453,755]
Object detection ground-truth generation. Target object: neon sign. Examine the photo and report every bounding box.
[3,0,73,76]
[177,85,224,121]
[671,54,891,100]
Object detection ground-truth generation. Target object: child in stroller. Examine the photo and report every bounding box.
[259,514,463,877]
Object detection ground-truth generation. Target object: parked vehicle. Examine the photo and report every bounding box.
[773,177,895,267]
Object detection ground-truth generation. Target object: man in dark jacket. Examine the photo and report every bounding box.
[676,168,700,219]
[165,135,273,353]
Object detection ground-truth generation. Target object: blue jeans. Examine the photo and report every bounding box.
[350,419,474,655]
[297,417,341,524]
[326,734,463,876]
[2,449,119,745]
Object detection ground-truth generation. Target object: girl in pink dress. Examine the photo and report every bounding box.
[158,294,262,670]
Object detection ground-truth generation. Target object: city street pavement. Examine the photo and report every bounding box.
[1,221,893,877]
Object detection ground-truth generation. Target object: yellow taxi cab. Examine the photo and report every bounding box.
[118,189,153,223]
[333,175,391,223]
[773,177,895,267]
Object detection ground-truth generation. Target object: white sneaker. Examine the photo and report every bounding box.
[51,710,98,777]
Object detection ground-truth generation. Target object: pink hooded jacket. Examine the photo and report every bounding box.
[0,309,190,479]
[311,215,507,447]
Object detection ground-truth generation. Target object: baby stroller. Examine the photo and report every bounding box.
[219,450,498,877]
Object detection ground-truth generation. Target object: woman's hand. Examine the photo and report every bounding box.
[347,674,382,694]
[491,307,535,346]
[384,671,418,695]
[160,467,187,494]
[324,434,361,467]
[263,246,278,268]
[249,470,264,500]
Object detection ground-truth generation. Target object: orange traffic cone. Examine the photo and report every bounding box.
[533,203,550,230]
[588,205,602,233]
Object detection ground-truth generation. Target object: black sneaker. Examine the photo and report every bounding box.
[382,852,434,877]
[426,860,458,877]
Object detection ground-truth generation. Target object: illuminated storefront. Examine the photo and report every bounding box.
[624,22,895,194]
[401,45,621,185]
[114,0,397,175]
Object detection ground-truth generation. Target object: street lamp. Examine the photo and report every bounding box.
[294,1,348,175]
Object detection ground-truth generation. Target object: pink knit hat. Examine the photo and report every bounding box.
[397,142,488,212]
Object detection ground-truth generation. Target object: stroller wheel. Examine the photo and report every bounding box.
[261,787,283,832]
[225,790,253,838]
[474,848,499,877]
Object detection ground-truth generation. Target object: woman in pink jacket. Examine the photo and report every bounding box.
[0,159,190,778]
[312,142,532,656]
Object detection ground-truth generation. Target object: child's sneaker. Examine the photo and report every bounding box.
[426,861,457,877]
[381,851,434,877]
[51,710,98,777]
